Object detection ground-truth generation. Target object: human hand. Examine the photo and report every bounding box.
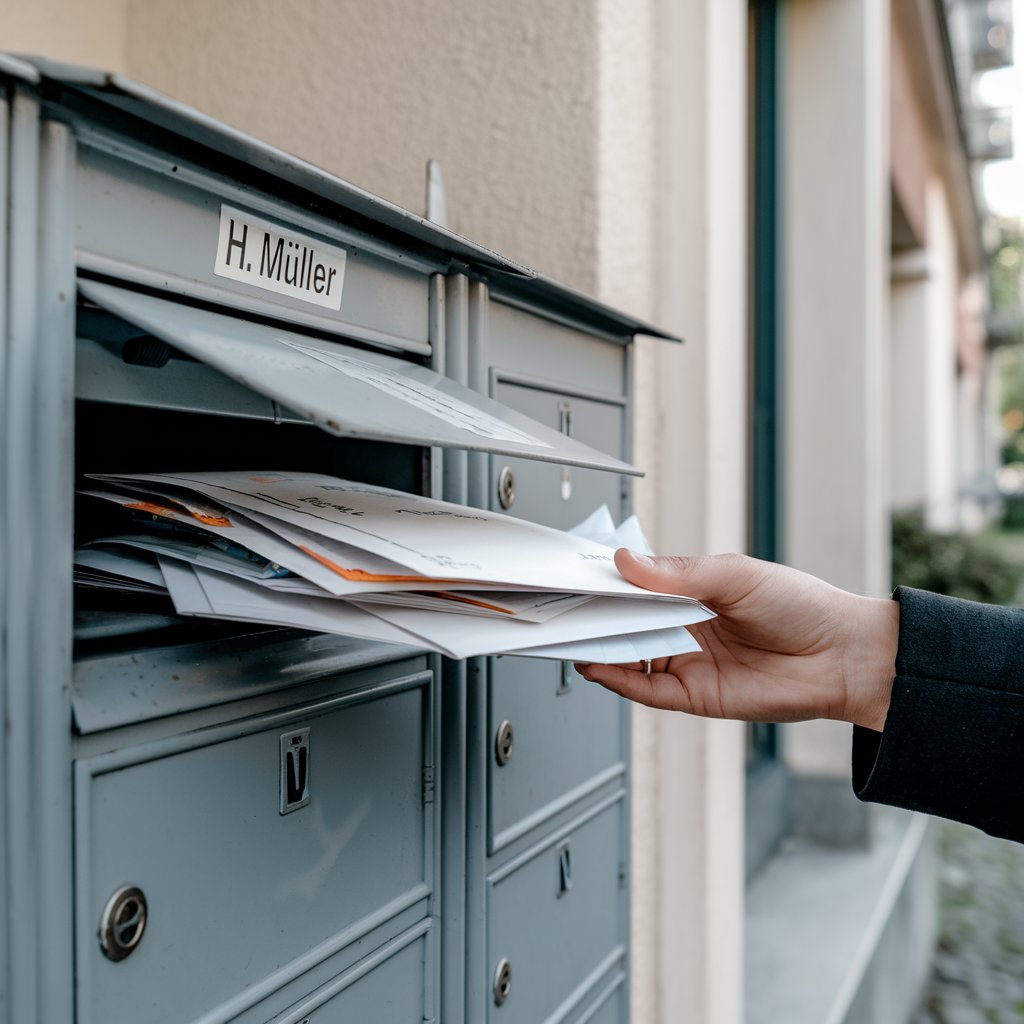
[575,550,898,731]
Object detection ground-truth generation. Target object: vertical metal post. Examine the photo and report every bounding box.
[4,85,41,1024]
[622,338,636,519]
[439,272,470,1024]
[463,280,490,1024]
[0,83,10,1024]
[34,119,77,1024]
[466,282,489,510]
[424,652,442,1024]
[619,337,635,1024]
[442,273,469,507]
[426,271,446,1022]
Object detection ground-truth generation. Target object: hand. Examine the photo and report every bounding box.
[576,550,898,731]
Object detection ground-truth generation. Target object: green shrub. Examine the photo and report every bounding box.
[891,510,1023,605]
[1003,496,1024,530]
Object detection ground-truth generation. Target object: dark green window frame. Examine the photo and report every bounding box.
[745,0,788,882]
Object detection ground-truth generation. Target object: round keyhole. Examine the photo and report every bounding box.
[99,885,148,962]
[493,957,512,1005]
[497,467,516,510]
[495,720,515,766]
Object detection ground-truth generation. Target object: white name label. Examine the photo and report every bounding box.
[214,205,346,310]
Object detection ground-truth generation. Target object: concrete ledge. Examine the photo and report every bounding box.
[789,774,873,849]
[745,808,938,1024]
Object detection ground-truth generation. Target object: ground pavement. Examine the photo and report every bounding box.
[913,821,1024,1024]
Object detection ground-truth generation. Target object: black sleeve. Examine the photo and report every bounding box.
[852,586,1024,843]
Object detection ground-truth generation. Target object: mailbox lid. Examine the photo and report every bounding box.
[79,279,641,474]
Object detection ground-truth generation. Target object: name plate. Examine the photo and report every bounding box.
[214,205,347,310]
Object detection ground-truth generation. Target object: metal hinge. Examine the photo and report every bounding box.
[426,159,448,228]
[422,766,435,804]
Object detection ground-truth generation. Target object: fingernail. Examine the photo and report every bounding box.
[632,552,654,567]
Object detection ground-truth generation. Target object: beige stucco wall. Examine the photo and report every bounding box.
[782,0,891,779]
[0,0,128,74]
[783,0,890,598]
[630,1,748,1022]
[920,178,960,532]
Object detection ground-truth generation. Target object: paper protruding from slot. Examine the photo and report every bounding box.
[510,625,701,662]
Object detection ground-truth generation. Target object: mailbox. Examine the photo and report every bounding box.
[0,54,675,1024]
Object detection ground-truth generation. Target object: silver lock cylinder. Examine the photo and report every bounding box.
[497,466,516,509]
[99,885,148,961]
[495,720,514,766]
[493,957,512,1005]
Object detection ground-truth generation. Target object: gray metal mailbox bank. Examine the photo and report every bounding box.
[0,56,674,1024]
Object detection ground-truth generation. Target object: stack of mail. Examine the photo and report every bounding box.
[75,470,713,662]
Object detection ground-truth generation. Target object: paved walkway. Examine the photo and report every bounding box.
[913,821,1024,1024]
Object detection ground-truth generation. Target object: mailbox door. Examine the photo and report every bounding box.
[76,674,433,1024]
[486,799,627,1024]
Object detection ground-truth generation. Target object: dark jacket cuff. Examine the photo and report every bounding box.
[852,587,1024,843]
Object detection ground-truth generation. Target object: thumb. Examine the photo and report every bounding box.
[614,549,766,606]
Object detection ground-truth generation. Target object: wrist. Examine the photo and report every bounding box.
[841,595,899,731]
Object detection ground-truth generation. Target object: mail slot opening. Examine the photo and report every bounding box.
[73,402,423,651]
[74,283,427,654]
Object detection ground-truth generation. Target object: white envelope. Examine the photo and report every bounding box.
[96,471,707,606]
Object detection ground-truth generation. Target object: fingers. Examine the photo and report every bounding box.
[614,548,767,608]
[576,661,694,713]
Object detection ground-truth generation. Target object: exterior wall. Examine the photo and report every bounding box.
[782,0,891,783]
[628,1,748,1020]
[888,0,991,538]
[889,181,960,532]
[957,273,995,532]
[891,249,932,510]
[782,0,891,597]
[890,9,931,247]
[921,179,961,532]
[0,0,128,74]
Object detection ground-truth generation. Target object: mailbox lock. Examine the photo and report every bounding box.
[495,720,515,766]
[493,957,513,1005]
[98,885,148,962]
[497,467,516,510]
